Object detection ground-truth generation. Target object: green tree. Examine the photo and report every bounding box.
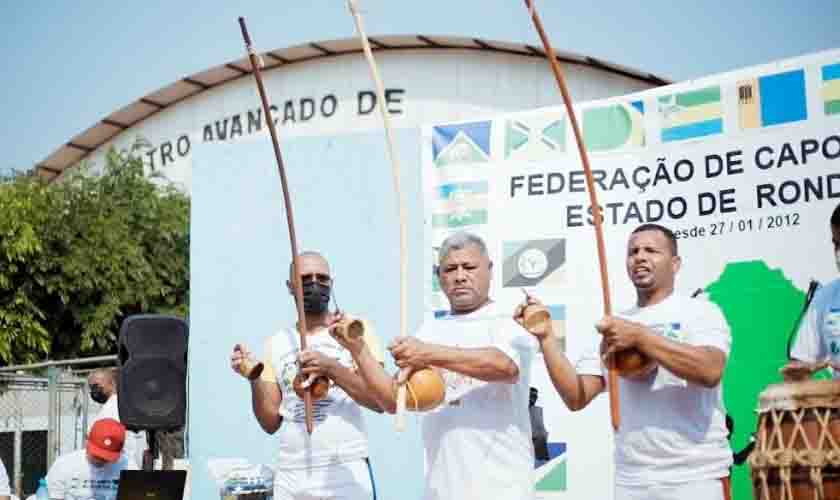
[0,142,189,364]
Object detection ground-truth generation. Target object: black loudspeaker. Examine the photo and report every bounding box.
[118,314,188,431]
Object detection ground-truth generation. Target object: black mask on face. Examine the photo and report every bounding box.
[90,384,109,405]
[302,280,331,314]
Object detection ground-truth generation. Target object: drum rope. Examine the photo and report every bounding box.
[780,467,794,500]
[758,471,769,500]
[751,405,840,500]
[809,466,824,500]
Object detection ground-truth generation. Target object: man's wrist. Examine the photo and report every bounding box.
[538,333,558,351]
[421,342,444,367]
[324,356,343,377]
[352,343,374,364]
[632,325,654,350]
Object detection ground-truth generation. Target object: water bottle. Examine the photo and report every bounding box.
[36,478,49,500]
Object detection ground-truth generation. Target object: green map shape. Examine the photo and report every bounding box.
[706,260,821,500]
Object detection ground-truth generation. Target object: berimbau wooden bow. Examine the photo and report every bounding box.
[523,0,621,430]
[346,0,412,431]
[238,17,315,434]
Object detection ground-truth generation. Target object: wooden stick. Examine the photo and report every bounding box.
[522,0,620,431]
[346,0,412,431]
[238,17,314,434]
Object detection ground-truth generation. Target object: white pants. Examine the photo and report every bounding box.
[616,478,725,500]
[273,459,375,500]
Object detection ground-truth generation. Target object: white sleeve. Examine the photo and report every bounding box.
[790,299,824,363]
[575,337,605,378]
[689,302,732,356]
[491,319,536,373]
[46,457,67,500]
[0,458,10,496]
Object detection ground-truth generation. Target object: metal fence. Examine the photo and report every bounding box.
[0,356,116,498]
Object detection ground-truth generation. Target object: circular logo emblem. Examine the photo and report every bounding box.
[450,142,474,162]
[104,438,112,447]
[518,248,548,279]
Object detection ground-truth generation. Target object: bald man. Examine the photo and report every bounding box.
[231,251,384,500]
[87,368,146,466]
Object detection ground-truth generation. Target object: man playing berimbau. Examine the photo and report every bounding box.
[230,251,384,500]
[332,231,536,500]
[517,223,732,500]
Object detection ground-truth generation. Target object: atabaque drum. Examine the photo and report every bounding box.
[750,379,840,500]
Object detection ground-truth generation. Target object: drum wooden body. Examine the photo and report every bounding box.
[750,380,840,500]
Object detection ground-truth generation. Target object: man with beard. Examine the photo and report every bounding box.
[230,251,383,500]
[517,223,732,500]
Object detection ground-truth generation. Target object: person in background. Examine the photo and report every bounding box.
[87,368,146,467]
[47,418,138,500]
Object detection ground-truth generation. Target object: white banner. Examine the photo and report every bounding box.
[422,49,840,499]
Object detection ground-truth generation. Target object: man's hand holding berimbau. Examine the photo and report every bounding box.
[230,344,264,380]
[596,316,647,358]
[297,349,340,384]
[390,337,436,377]
[514,295,554,340]
[327,312,368,356]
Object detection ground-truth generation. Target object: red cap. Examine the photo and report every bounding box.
[87,418,125,462]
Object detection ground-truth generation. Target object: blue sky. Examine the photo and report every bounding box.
[1,1,839,173]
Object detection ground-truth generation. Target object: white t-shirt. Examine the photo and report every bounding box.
[0,457,10,496]
[577,294,733,486]
[415,303,536,500]
[46,449,137,500]
[87,396,146,467]
[790,278,840,377]
[261,324,382,470]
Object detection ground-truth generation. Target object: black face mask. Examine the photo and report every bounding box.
[90,384,109,405]
[302,281,330,314]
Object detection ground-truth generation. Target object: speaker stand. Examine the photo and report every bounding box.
[143,430,160,471]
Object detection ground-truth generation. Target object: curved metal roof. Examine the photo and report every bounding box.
[36,34,671,180]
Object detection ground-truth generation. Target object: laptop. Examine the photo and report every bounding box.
[116,470,187,500]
